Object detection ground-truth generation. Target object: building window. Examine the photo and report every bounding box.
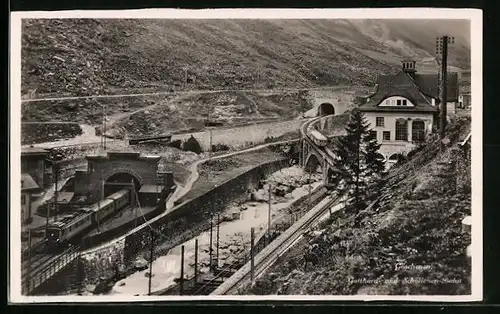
[397,99,402,106]
[412,120,426,143]
[21,180,24,188]
[383,131,391,141]
[395,119,408,141]
[402,99,407,106]
[21,194,26,206]
[369,130,377,140]
[376,117,384,127]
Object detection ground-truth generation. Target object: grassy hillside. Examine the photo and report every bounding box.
[241,115,472,295]
[21,19,470,98]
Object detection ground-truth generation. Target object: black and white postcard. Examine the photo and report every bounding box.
[9,8,482,303]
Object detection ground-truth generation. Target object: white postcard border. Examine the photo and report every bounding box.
[9,8,483,303]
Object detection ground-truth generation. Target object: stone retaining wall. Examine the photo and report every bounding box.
[79,157,291,284]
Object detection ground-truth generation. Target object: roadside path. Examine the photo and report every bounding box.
[21,86,341,103]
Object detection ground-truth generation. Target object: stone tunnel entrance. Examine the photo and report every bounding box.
[318,103,335,116]
[305,153,322,174]
[104,172,141,197]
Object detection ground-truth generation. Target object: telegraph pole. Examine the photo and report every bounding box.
[103,105,107,150]
[148,228,154,296]
[27,229,32,294]
[194,238,199,284]
[308,171,312,208]
[250,227,255,283]
[436,35,454,140]
[180,245,185,295]
[209,214,214,272]
[53,161,59,222]
[216,213,220,269]
[268,182,272,237]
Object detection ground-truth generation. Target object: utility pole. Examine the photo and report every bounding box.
[216,213,220,270]
[103,105,107,150]
[27,229,32,294]
[436,35,454,140]
[268,182,272,237]
[184,68,188,89]
[194,238,199,284]
[308,171,312,209]
[250,227,255,283]
[209,214,213,272]
[209,128,213,159]
[53,161,59,222]
[133,179,138,228]
[180,245,185,295]
[148,228,154,296]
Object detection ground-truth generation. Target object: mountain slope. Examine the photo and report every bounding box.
[21,19,470,98]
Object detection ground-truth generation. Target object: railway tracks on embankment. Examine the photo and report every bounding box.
[206,193,342,295]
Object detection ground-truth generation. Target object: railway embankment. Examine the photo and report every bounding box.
[77,154,295,289]
[240,116,472,296]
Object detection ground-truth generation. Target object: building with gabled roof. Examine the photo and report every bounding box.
[358,60,459,166]
[21,173,40,225]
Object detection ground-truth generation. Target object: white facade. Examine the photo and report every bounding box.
[364,110,435,161]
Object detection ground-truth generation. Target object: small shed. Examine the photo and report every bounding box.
[138,184,163,207]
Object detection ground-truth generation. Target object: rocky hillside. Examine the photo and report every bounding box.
[242,115,472,295]
[21,19,470,98]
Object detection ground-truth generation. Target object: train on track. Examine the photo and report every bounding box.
[306,124,328,147]
[45,189,131,251]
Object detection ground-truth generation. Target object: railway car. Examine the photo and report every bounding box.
[45,189,131,250]
[106,189,130,212]
[90,198,115,225]
[92,189,130,224]
[308,129,328,147]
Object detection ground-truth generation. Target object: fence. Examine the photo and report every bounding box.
[173,185,329,295]
[22,246,80,295]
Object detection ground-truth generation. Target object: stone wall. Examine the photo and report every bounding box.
[79,157,290,284]
[171,119,305,151]
[80,238,126,283]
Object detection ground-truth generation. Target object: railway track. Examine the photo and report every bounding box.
[211,193,342,295]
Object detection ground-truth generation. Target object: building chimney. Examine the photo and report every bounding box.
[402,61,417,77]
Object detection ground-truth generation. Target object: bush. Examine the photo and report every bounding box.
[182,135,202,154]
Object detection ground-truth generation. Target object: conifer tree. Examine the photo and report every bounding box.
[329,109,385,211]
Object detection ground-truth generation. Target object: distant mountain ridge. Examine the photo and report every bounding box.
[21,19,470,97]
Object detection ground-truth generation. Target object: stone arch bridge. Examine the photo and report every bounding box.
[299,115,341,188]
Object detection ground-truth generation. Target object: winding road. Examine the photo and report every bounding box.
[21,87,336,103]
